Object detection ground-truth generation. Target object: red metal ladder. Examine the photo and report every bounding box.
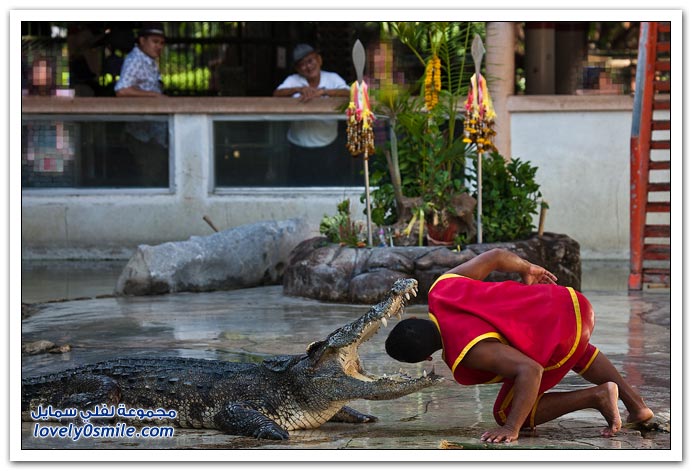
[629,21,671,290]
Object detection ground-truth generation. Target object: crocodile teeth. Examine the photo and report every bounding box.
[396,312,402,321]
[380,317,388,328]
[423,369,428,377]
[405,293,411,301]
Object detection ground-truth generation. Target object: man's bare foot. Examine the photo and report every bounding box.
[626,407,654,424]
[480,425,519,443]
[597,382,622,437]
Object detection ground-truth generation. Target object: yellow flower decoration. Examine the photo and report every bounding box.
[463,73,497,153]
[346,80,376,157]
[424,55,442,110]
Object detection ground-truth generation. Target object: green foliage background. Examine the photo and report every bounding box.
[471,152,545,243]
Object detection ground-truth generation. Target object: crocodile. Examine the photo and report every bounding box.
[22,278,442,440]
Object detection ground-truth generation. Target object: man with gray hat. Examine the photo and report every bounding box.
[273,44,350,148]
[273,44,351,185]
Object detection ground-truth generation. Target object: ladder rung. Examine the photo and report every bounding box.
[646,202,671,213]
[653,100,671,110]
[654,81,671,92]
[643,267,670,275]
[643,267,670,277]
[643,249,670,260]
[644,224,670,238]
[657,23,671,33]
[651,120,671,131]
[648,182,670,192]
[656,41,671,53]
[644,243,670,250]
[642,269,670,285]
[650,140,671,150]
[655,61,671,71]
[648,160,670,170]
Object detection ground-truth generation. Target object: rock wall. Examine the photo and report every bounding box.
[115,219,311,296]
[283,232,581,304]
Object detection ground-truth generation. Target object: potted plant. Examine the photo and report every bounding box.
[319,199,367,248]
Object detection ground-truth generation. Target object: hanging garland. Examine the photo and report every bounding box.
[463,73,497,153]
[346,80,376,157]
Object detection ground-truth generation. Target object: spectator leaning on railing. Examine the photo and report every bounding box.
[273,44,350,185]
[115,22,166,98]
[114,22,168,187]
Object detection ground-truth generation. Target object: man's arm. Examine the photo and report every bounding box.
[273,87,349,101]
[323,88,350,97]
[445,248,557,285]
[462,340,543,443]
[273,87,301,97]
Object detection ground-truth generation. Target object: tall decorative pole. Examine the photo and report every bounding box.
[347,39,375,246]
[465,34,497,244]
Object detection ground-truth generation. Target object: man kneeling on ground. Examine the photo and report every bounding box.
[385,248,654,443]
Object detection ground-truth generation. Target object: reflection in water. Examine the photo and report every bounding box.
[625,294,647,388]
[21,260,125,303]
[20,262,672,451]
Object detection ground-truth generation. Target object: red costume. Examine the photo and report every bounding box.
[428,274,599,428]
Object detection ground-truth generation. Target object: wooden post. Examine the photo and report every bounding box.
[202,215,220,232]
[538,200,548,236]
[471,35,486,244]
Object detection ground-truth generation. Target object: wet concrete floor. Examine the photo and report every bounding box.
[17,260,675,459]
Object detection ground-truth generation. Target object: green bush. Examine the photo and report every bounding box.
[471,152,545,243]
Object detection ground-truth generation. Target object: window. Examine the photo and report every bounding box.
[22,116,170,188]
[213,119,364,187]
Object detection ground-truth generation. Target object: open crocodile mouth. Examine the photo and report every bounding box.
[332,279,435,383]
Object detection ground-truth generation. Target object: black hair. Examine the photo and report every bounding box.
[385,318,440,363]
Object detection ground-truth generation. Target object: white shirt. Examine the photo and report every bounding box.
[276,71,350,148]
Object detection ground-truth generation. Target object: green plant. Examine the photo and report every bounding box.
[368,22,483,244]
[471,152,545,243]
[396,103,472,216]
[389,22,482,145]
[319,199,366,247]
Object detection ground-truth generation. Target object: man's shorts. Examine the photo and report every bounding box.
[492,290,600,429]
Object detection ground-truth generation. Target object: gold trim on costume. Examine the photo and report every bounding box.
[428,312,444,359]
[497,387,514,423]
[576,347,600,375]
[452,332,506,373]
[428,273,471,293]
[429,313,506,384]
[498,388,543,428]
[529,392,545,428]
[544,287,582,371]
